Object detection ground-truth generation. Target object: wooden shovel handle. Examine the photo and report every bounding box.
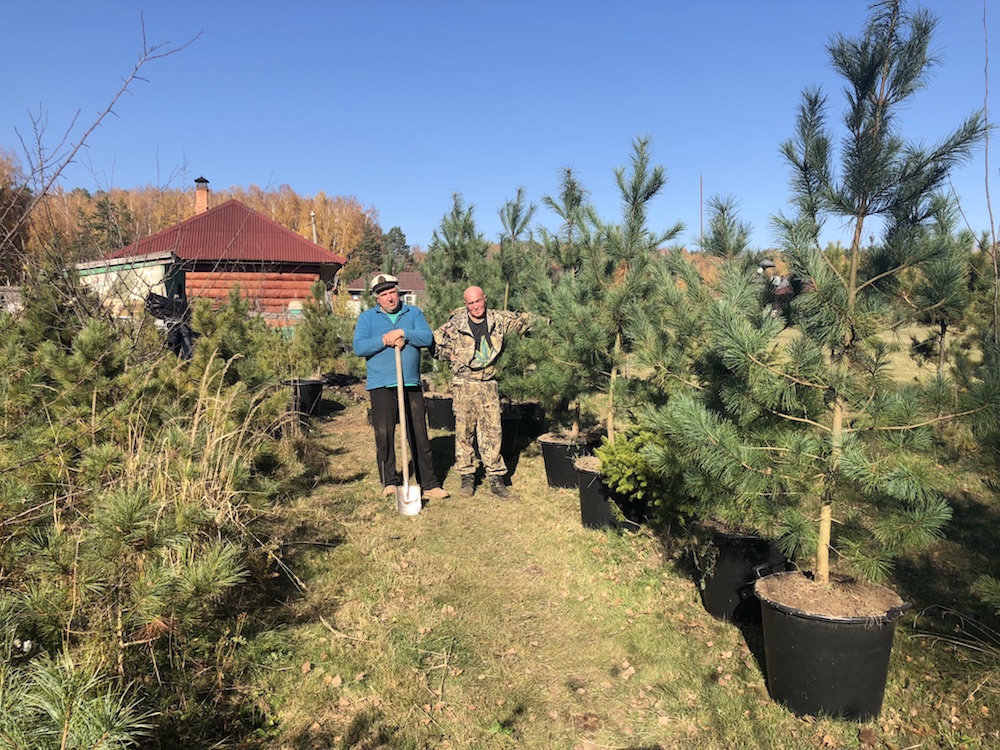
[394,346,408,489]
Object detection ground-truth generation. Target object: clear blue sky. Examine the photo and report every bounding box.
[4,1,997,252]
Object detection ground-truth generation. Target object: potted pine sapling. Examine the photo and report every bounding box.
[509,138,682,490]
[285,281,348,417]
[644,0,996,720]
[633,250,791,623]
[515,270,612,488]
[578,428,694,532]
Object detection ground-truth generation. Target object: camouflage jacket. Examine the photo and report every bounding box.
[433,308,533,383]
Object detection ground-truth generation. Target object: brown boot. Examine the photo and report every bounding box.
[488,476,513,500]
[460,475,475,498]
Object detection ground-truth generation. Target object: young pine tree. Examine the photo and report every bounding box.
[646,0,996,587]
[509,137,682,440]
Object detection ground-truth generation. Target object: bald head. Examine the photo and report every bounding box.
[463,286,487,321]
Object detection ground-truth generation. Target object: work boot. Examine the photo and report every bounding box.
[382,485,397,498]
[423,486,450,500]
[488,476,513,500]
[460,475,475,498]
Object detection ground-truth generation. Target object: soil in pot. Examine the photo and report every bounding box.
[754,571,910,721]
[538,431,598,489]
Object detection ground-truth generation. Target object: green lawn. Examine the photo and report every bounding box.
[247,397,1000,749]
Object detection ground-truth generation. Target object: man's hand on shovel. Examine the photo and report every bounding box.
[382,329,405,348]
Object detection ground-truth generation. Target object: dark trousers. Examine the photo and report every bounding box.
[370,386,438,490]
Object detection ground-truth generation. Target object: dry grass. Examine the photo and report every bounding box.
[250,398,1000,750]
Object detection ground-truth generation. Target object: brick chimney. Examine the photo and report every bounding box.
[194,176,210,214]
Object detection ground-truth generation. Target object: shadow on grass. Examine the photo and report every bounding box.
[430,433,456,485]
[315,397,347,417]
[894,484,1000,627]
[338,708,405,749]
[427,401,544,481]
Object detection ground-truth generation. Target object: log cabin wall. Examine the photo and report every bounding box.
[185,269,321,325]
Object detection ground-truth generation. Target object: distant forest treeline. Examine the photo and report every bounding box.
[0,150,421,285]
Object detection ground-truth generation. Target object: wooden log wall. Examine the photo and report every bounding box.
[185,271,320,316]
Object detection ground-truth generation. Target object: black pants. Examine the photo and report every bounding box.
[370,386,438,490]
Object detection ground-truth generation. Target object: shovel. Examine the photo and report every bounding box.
[394,345,422,515]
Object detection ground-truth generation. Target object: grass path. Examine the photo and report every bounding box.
[253,399,999,750]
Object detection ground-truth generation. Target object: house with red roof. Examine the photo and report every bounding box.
[79,177,347,326]
[344,270,427,315]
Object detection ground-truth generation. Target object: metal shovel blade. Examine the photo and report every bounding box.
[396,483,422,515]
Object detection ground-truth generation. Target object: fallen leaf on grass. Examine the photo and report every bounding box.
[573,713,601,731]
[301,662,311,674]
[859,727,878,746]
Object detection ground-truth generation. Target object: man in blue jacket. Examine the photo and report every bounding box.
[353,273,449,501]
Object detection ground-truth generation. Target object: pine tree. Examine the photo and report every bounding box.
[645,0,995,586]
[907,208,976,378]
[508,138,681,439]
[292,281,354,378]
[421,194,498,328]
[381,226,413,274]
[701,194,753,263]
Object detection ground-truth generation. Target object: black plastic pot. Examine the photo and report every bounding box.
[500,411,523,462]
[512,401,546,440]
[576,462,618,530]
[424,393,455,430]
[283,378,324,417]
[538,433,597,489]
[755,573,911,720]
[697,529,787,622]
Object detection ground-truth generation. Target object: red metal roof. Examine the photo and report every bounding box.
[105,200,347,266]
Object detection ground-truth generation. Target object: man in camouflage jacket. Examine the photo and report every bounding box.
[433,285,533,499]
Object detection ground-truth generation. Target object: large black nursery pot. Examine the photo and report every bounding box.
[696,526,787,623]
[754,572,911,721]
[575,458,619,530]
[424,392,455,430]
[537,432,598,489]
[283,378,325,417]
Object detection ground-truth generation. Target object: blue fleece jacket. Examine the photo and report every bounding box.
[352,303,433,390]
